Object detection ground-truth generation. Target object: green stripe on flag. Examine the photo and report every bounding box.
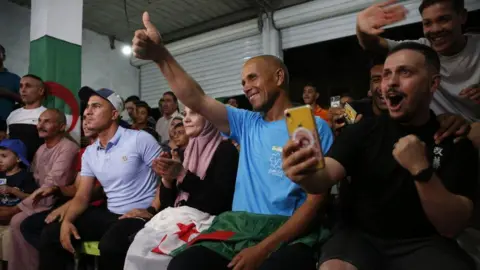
[29,35,81,114]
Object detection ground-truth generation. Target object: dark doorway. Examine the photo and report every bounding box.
[217,95,253,110]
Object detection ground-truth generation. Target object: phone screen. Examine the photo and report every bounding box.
[330,96,342,108]
[343,102,358,124]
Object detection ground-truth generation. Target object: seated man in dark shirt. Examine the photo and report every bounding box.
[283,42,478,270]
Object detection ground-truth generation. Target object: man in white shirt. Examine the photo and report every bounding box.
[7,74,47,161]
[155,91,182,143]
[356,0,480,122]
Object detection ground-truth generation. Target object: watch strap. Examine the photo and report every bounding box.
[413,166,434,182]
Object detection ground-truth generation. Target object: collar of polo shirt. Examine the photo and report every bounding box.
[95,126,125,150]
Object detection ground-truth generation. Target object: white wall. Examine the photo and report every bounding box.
[0,0,139,99]
[81,30,139,99]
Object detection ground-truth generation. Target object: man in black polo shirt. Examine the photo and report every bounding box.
[282,42,478,270]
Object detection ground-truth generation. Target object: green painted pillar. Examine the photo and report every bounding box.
[29,0,83,141]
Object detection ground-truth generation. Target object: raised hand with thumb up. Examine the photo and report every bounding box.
[132,12,164,62]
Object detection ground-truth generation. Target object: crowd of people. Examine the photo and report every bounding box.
[0,0,479,269]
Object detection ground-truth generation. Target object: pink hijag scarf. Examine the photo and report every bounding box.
[174,120,223,206]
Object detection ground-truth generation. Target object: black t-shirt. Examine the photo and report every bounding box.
[349,99,376,118]
[160,140,238,215]
[0,169,38,206]
[327,112,478,239]
[141,127,160,142]
[8,124,44,162]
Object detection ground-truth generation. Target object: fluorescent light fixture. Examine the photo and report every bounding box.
[122,45,132,55]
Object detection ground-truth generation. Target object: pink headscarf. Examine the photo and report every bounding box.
[174,120,223,206]
[179,120,223,181]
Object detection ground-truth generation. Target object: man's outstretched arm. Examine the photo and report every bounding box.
[132,12,230,134]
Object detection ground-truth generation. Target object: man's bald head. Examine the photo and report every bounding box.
[241,55,290,112]
[245,55,290,89]
[44,108,67,125]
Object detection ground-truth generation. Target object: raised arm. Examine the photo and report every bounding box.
[132,12,230,134]
[356,0,407,53]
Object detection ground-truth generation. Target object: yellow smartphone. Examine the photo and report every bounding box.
[343,102,358,124]
[284,105,325,169]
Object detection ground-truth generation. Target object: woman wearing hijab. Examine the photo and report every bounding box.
[123,107,239,270]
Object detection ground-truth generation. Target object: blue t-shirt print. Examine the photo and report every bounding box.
[224,106,334,216]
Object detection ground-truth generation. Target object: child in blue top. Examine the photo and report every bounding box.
[0,139,37,223]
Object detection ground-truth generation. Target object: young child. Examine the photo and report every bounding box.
[0,139,37,223]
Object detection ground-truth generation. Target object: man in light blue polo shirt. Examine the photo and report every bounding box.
[38,87,161,270]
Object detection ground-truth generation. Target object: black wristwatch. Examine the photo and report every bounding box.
[412,166,434,182]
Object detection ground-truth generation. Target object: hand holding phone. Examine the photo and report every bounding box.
[343,102,358,124]
[330,96,342,108]
[284,105,325,169]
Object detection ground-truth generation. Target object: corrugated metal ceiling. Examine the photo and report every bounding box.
[8,0,311,43]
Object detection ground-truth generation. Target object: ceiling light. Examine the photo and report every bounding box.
[122,45,132,56]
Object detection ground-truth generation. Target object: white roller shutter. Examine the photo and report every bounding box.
[138,19,263,108]
[140,35,262,107]
[279,0,480,49]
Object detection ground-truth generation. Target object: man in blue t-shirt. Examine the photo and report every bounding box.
[0,45,21,122]
[132,13,334,270]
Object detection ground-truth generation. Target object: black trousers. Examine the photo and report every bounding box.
[318,228,475,270]
[167,243,317,270]
[38,206,146,270]
[20,210,51,249]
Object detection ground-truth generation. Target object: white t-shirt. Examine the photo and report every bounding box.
[155,111,182,143]
[6,106,47,134]
[387,34,480,122]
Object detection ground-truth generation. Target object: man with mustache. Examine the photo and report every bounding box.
[283,42,478,270]
[356,0,480,123]
[9,108,79,270]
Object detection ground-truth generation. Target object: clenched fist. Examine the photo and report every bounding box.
[392,135,429,175]
[132,12,165,62]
